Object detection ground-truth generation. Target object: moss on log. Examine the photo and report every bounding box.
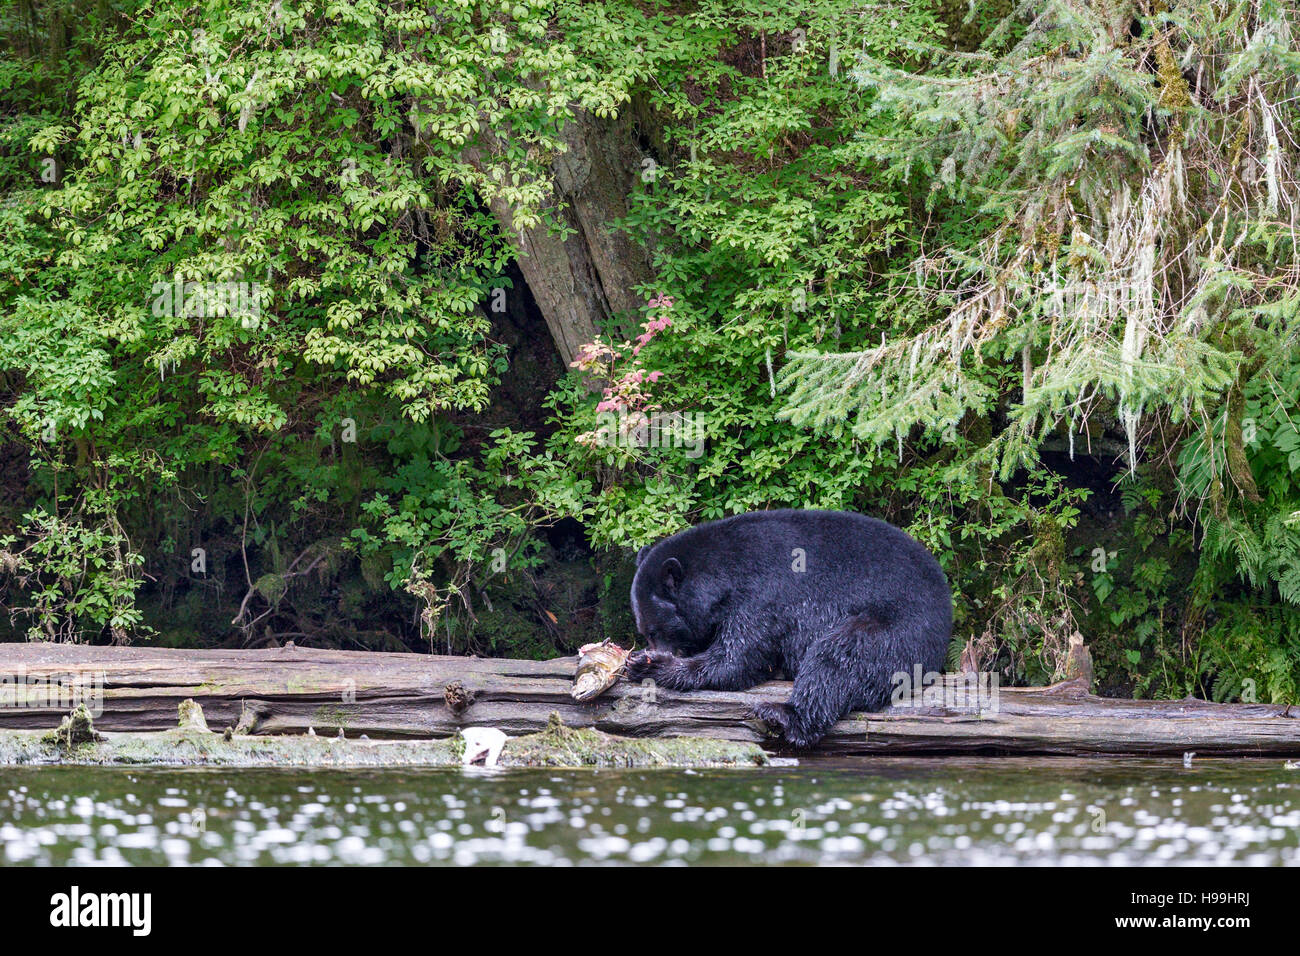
[0,701,768,769]
[504,712,768,768]
[40,703,104,750]
[0,722,771,769]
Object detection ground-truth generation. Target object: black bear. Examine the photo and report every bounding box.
[625,509,952,748]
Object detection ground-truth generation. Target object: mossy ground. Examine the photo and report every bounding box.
[2,711,768,769]
[2,727,466,768]
[496,713,768,768]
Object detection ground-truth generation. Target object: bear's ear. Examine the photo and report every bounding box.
[660,557,683,595]
[636,545,651,568]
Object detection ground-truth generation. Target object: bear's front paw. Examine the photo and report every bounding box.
[625,649,677,683]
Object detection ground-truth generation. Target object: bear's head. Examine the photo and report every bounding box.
[629,545,712,656]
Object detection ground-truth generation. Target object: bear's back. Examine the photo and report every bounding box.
[642,508,949,609]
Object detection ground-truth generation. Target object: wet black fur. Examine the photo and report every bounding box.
[626,509,952,748]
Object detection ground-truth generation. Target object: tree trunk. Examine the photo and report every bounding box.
[466,109,655,365]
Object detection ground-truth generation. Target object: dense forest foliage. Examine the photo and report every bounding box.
[2,0,1298,703]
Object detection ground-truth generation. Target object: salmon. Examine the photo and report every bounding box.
[570,640,630,701]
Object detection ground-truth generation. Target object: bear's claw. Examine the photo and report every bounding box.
[625,648,676,682]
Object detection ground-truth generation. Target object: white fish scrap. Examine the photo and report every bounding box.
[460,727,508,767]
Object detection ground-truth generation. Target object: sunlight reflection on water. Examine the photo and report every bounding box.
[2,757,1297,865]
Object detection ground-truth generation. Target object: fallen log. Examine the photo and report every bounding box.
[2,642,1298,756]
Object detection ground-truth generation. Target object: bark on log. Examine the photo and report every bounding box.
[2,642,1298,756]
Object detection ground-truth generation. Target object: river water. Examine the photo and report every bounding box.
[2,757,1297,865]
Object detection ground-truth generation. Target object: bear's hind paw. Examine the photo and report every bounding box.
[751,702,792,739]
[751,702,824,749]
